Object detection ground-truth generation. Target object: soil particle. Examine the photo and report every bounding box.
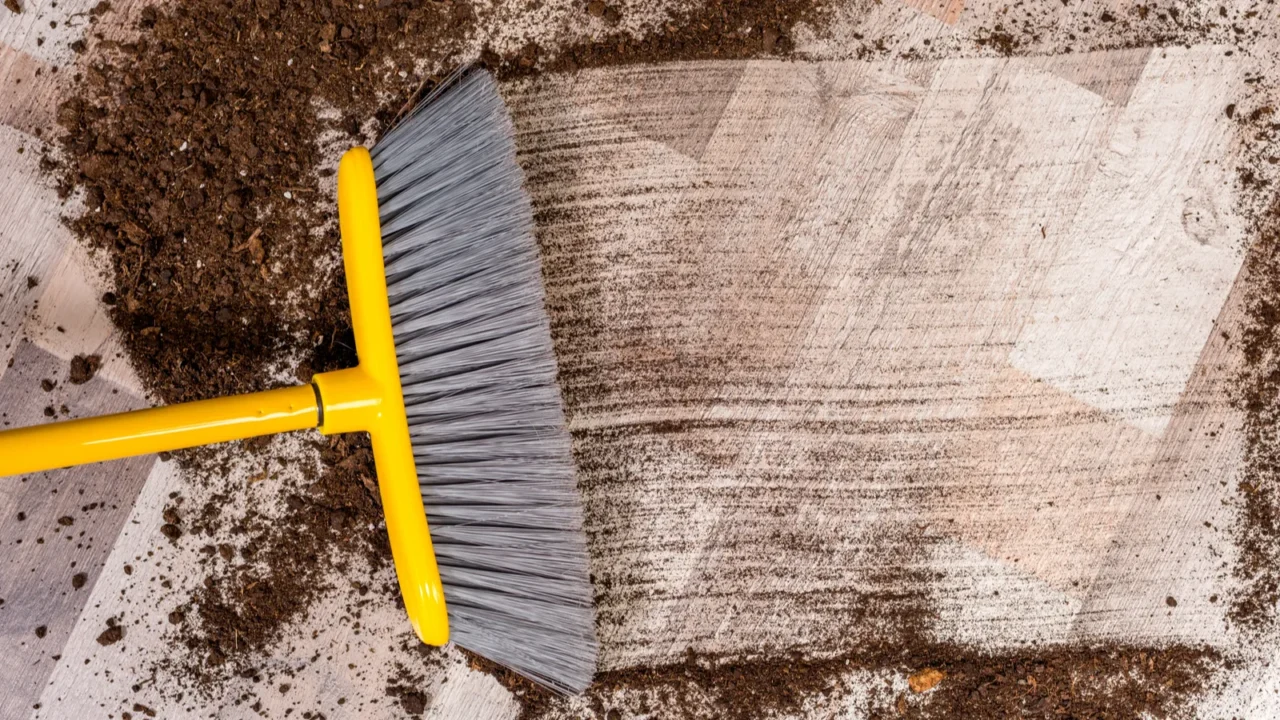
[40,379,55,392]
[974,26,1022,55]
[68,354,101,385]
[72,572,87,589]
[907,667,944,693]
[385,663,432,716]
[97,621,125,646]
[57,515,74,526]
[3,0,20,14]
[386,685,428,716]
[35,625,47,638]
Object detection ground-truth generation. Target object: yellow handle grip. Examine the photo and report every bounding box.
[0,385,319,476]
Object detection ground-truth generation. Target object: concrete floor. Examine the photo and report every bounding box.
[2,0,1279,717]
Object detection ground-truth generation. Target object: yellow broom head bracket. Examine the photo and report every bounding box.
[310,147,450,647]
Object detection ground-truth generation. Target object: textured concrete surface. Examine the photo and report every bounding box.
[0,0,1274,716]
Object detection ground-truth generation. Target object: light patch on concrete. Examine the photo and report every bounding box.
[1009,49,1243,437]
[24,238,142,394]
[0,124,72,372]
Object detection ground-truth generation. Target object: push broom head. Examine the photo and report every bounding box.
[368,67,597,694]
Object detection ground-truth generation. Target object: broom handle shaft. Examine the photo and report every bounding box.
[0,385,319,476]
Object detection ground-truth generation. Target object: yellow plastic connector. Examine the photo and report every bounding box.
[313,147,448,646]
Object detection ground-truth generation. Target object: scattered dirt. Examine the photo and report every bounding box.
[35,625,47,639]
[68,353,101,385]
[40,0,1280,715]
[386,685,428,715]
[165,433,387,683]
[4,0,21,15]
[384,665,431,716]
[477,644,1220,720]
[1232,194,1280,632]
[72,572,87,590]
[53,0,821,407]
[974,26,1022,55]
[495,0,827,77]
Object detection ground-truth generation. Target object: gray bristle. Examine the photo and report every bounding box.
[370,68,598,695]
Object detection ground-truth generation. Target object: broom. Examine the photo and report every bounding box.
[0,67,598,694]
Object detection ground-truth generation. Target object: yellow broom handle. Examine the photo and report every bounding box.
[0,384,319,477]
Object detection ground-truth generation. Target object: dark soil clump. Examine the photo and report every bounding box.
[68,354,101,385]
[97,621,125,646]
